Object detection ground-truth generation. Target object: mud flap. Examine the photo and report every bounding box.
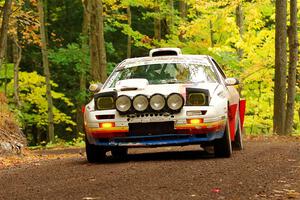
[239,99,246,130]
[228,104,237,141]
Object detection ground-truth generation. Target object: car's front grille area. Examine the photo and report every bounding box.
[127,113,172,118]
[129,121,175,136]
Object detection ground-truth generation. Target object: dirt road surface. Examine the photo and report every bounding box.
[0,139,299,200]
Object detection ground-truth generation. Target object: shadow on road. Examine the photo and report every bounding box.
[75,149,215,165]
[127,150,214,161]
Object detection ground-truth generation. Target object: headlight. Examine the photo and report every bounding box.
[95,97,114,110]
[133,95,148,112]
[167,93,184,111]
[187,93,206,106]
[116,95,131,112]
[150,94,165,111]
[186,88,209,106]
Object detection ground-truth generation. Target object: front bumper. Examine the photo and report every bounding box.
[85,118,226,147]
[84,102,227,147]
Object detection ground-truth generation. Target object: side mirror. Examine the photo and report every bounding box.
[225,78,239,86]
[89,83,103,93]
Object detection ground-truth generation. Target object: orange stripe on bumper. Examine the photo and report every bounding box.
[86,127,129,138]
[175,120,226,134]
[175,120,225,129]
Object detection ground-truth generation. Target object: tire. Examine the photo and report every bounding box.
[214,120,232,158]
[202,145,214,154]
[85,137,106,163]
[232,116,244,150]
[111,148,128,161]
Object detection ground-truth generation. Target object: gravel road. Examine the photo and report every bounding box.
[0,139,299,200]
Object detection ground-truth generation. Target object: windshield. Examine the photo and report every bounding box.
[106,62,218,88]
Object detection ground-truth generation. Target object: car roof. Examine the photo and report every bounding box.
[116,55,211,70]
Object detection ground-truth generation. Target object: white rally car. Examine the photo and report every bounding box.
[83,48,246,162]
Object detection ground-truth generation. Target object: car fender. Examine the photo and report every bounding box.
[228,103,238,141]
[239,99,246,130]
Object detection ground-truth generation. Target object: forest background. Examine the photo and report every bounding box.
[0,0,299,146]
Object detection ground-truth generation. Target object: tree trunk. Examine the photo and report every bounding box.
[37,0,55,142]
[154,1,161,41]
[235,3,245,95]
[179,0,187,19]
[76,0,91,137]
[12,36,21,107]
[273,0,287,135]
[82,0,91,37]
[4,63,8,95]
[44,0,48,44]
[90,0,107,83]
[98,0,107,82]
[178,0,187,42]
[0,0,12,71]
[127,6,132,58]
[166,0,174,35]
[235,3,244,60]
[89,0,99,81]
[209,20,214,48]
[285,0,298,134]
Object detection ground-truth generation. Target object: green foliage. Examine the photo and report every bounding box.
[67,131,85,146]
[48,134,85,148]
[113,21,152,49]
[48,38,117,99]
[47,0,83,47]
[29,134,85,149]
[49,42,90,75]
[49,41,90,104]
[7,71,76,130]
[0,63,14,79]
[0,64,14,92]
[158,0,299,134]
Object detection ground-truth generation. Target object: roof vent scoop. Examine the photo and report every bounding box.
[149,48,182,57]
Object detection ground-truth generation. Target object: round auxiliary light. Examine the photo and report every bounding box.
[133,95,149,112]
[150,94,166,111]
[167,93,184,111]
[115,95,131,112]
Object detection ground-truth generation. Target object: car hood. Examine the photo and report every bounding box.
[100,82,220,98]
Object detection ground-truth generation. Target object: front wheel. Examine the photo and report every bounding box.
[85,137,106,163]
[214,120,232,158]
